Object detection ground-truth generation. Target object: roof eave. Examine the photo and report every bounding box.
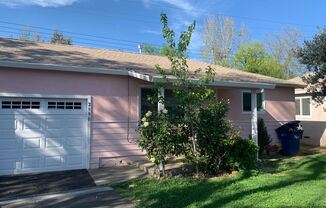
[0,61,296,89]
[152,76,276,89]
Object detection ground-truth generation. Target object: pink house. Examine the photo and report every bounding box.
[0,38,303,176]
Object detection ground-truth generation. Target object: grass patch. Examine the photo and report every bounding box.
[114,153,326,207]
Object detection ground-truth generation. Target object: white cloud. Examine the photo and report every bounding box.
[142,29,161,35]
[160,0,195,15]
[0,0,80,8]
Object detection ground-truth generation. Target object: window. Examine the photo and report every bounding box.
[48,101,82,110]
[1,101,40,109]
[242,91,264,113]
[140,88,183,117]
[140,88,157,116]
[296,97,311,116]
[164,89,183,117]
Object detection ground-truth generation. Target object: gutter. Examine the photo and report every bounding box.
[0,61,282,89]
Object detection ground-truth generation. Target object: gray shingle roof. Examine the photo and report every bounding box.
[0,38,303,88]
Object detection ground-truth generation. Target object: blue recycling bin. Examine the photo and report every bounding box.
[275,121,303,156]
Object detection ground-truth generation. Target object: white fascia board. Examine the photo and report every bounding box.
[128,71,154,82]
[152,76,276,89]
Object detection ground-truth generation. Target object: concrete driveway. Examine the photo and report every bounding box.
[0,169,135,208]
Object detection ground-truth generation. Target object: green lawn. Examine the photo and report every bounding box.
[115,153,326,208]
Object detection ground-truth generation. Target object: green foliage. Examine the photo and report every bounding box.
[138,110,187,166]
[138,13,258,176]
[232,41,288,79]
[258,118,271,155]
[227,135,259,170]
[141,44,184,57]
[50,31,72,45]
[195,100,233,173]
[297,29,326,104]
[141,43,162,55]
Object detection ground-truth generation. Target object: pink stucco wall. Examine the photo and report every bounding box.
[218,87,295,144]
[0,67,296,168]
[0,67,146,168]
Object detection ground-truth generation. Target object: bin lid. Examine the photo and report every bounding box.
[275,121,301,132]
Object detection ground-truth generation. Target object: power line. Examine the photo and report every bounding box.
[0,20,149,45]
[0,25,142,48]
[123,0,319,29]
[66,4,318,35]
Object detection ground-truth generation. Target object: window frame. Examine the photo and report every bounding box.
[295,96,312,118]
[138,86,182,120]
[241,90,265,114]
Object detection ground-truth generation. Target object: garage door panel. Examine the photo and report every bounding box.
[22,137,42,150]
[45,137,63,148]
[45,118,64,130]
[66,137,83,147]
[65,129,86,137]
[67,155,84,166]
[22,157,41,169]
[66,118,86,129]
[45,156,63,168]
[0,97,89,175]
[22,118,42,130]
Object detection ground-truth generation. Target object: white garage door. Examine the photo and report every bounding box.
[0,97,89,175]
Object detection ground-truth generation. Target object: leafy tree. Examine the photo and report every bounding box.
[233,41,287,79]
[138,13,258,176]
[141,43,184,57]
[297,29,326,104]
[141,43,161,55]
[266,27,305,78]
[19,27,43,42]
[50,31,72,45]
[201,15,249,67]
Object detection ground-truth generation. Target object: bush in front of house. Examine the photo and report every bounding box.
[258,118,271,155]
[137,13,259,177]
[138,109,188,171]
[226,134,259,170]
[196,100,258,174]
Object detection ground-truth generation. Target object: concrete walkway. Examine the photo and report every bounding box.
[89,165,148,186]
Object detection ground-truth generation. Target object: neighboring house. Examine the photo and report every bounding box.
[291,77,326,147]
[0,38,303,176]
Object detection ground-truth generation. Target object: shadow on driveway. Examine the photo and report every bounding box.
[0,169,96,201]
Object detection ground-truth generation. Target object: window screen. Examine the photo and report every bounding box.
[295,99,300,115]
[242,92,252,112]
[301,98,310,116]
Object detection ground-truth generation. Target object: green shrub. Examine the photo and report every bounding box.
[195,100,232,174]
[227,134,259,170]
[195,100,258,174]
[138,109,187,167]
[258,118,271,155]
